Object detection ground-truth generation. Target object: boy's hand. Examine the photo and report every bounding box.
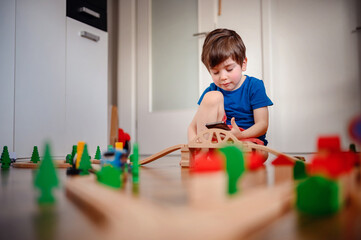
[230,117,243,139]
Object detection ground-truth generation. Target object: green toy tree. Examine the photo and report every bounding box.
[1,146,11,169]
[94,146,101,160]
[219,145,246,195]
[132,143,140,183]
[34,143,59,204]
[79,144,92,175]
[66,145,77,164]
[30,146,40,164]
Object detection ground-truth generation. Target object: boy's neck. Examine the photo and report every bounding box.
[233,74,247,90]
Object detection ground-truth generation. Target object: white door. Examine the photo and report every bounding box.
[136,0,264,155]
[136,0,213,154]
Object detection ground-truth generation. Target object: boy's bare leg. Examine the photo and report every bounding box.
[195,91,225,135]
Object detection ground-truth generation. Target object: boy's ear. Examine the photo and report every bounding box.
[241,57,248,71]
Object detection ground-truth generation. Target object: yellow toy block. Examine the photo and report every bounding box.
[76,141,85,169]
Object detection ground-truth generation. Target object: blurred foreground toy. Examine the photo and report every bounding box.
[296,135,358,216]
[34,143,59,204]
[188,150,226,208]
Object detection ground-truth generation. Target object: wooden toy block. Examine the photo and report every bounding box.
[274,166,294,185]
[239,168,267,191]
[187,171,227,209]
[65,175,294,239]
[272,155,296,184]
[180,145,190,167]
[109,105,119,147]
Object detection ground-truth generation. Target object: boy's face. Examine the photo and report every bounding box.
[209,57,247,91]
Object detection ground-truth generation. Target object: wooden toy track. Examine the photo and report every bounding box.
[140,129,300,166]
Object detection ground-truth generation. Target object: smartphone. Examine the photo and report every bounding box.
[205,121,231,131]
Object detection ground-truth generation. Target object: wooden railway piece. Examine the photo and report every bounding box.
[140,129,301,167]
[66,175,294,240]
[188,129,301,165]
[139,144,186,165]
[12,160,71,169]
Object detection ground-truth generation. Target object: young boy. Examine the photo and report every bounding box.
[188,28,273,150]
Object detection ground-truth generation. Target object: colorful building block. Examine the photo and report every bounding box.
[191,150,224,173]
[296,175,341,216]
[317,135,341,153]
[293,161,307,180]
[96,165,122,189]
[219,145,245,195]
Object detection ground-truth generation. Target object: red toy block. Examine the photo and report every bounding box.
[307,151,356,179]
[191,150,224,173]
[317,136,341,153]
[118,128,131,145]
[271,154,294,166]
[246,151,265,171]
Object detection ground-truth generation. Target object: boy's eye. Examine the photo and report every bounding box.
[226,68,233,72]
[212,71,219,75]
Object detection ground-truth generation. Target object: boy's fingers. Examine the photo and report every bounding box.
[231,117,238,127]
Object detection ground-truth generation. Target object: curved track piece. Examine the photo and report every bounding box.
[140,144,186,165]
[241,142,301,162]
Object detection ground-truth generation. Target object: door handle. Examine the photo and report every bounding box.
[78,7,100,19]
[80,31,100,42]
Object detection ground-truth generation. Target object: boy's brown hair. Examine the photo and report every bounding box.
[201,28,246,70]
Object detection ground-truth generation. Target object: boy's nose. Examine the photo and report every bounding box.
[220,71,227,80]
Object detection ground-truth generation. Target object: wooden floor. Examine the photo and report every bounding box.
[1,155,361,240]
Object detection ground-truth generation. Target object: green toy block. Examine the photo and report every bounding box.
[293,161,307,180]
[108,145,114,151]
[96,165,122,189]
[219,145,246,195]
[94,146,102,160]
[79,144,92,175]
[30,146,40,164]
[296,175,341,216]
[1,146,11,169]
[34,143,59,204]
[132,143,139,183]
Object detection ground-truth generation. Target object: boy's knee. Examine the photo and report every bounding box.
[201,91,224,107]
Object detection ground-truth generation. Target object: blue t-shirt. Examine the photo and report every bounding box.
[198,75,273,145]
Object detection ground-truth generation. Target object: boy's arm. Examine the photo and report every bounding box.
[188,115,197,142]
[230,106,269,140]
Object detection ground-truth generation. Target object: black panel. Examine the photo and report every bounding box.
[67,0,107,32]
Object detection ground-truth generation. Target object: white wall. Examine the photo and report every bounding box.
[265,0,361,152]
[0,0,15,151]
